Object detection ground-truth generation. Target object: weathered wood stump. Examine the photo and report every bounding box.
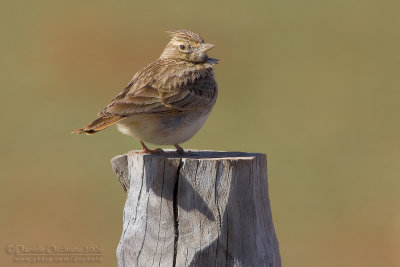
[111,150,281,267]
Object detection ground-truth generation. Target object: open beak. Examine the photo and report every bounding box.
[201,43,215,52]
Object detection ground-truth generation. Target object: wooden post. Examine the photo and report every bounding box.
[111,150,281,267]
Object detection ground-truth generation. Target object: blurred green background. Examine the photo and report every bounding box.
[1,0,399,266]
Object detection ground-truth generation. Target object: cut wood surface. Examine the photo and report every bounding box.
[111,150,281,267]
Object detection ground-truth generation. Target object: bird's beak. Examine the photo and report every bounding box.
[201,43,215,52]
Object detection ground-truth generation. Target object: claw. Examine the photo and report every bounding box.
[175,144,185,155]
[140,147,165,154]
[140,141,164,154]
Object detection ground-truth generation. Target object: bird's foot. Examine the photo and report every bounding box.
[140,141,164,154]
[140,148,164,154]
[174,144,185,155]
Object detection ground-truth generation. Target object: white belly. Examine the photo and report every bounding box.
[116,113,210,146]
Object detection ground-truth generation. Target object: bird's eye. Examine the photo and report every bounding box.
[179,44,186,50]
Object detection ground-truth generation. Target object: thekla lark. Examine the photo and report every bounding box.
[73,30,218,154]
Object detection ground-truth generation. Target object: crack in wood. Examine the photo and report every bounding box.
[215,161,222,228]
[214,161,221,266]
[111,151,281,267]
[172,158,183,267]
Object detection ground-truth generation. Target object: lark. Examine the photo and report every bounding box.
[73,30,218,154]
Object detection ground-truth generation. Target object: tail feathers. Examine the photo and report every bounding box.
[72,115,125,135]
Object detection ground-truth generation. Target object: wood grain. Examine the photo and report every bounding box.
[111,150,281,267]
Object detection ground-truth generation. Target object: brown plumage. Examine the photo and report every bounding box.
[73,30,218,154]
[72,115,124,135]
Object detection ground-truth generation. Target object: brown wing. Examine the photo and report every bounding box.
[161,76,217,112]
[99,66,217,117]
[72,115,125,135]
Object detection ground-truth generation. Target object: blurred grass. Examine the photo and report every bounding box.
[1,0,399,266]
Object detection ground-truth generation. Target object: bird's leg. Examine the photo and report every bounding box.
[140,141,151,153]
[174,144,185,155]
[140,141,164,154]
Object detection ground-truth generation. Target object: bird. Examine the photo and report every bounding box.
[72,30,218,154]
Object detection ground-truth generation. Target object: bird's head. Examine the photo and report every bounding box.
[160,30,218,64]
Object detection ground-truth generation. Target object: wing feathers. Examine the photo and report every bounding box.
[99,62,217,117]
[72,115,125,135]
[74,59,217,135]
